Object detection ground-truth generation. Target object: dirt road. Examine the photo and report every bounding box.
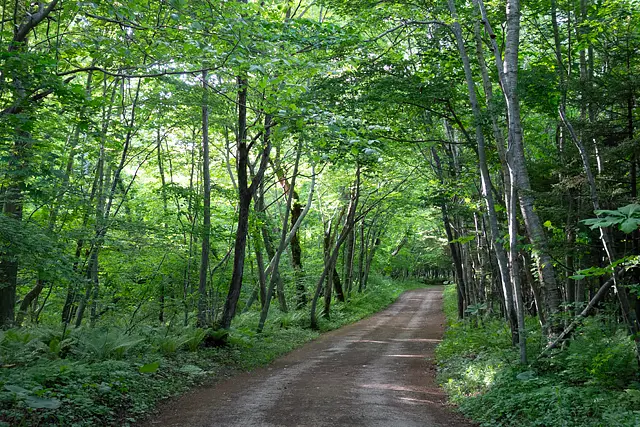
[148,287,473,426]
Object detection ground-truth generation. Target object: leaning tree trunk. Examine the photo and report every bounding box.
[257,144,301,332]
[323,210,344,319]
[311,167,360,329]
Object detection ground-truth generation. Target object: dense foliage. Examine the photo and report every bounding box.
[0,277,420,425]
[438,285,640,426]
[0,0,639,424]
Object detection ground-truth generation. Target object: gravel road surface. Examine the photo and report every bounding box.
[147,287,473,427]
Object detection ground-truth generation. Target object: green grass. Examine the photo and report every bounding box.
[436,285,640,427]
[0,276,427,426]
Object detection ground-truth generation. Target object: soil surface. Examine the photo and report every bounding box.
[146,287,474,426]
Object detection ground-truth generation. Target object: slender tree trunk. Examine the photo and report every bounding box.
[476,0,563,337]
[362,229,381,292]
[183,139,197,326]
[343,225,355,298]
[312,167,360,328]
[76,76,142,327]
[197,71,211,327]
[291,190,307,307]
[323,212,342,318]
[508,155,527,363]
[431,147,467,319]
[220,101,272,329]
[552,3,639,338]
[75,147,107,328]
[157,126,169,322]
[432,147,466,319]
[357,221,366,292]
[449,0,518,343]
[253,183,269,308]
[257,145,304,332]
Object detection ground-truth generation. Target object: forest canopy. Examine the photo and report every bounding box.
[0,0,639,425]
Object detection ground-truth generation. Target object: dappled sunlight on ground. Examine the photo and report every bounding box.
[399,396,439,404]
[391,338,442,343]
[385,353,430,358]
[359,383,445,395]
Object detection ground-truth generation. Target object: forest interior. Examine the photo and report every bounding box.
[0,0,639,425]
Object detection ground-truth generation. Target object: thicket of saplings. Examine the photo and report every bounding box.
[437,285,640,427]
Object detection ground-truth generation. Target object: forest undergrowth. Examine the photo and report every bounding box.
[0,276,422,426]
[437,285,640,426]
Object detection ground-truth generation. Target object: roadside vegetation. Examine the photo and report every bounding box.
[0,276,420,426]
[2,0,640,425]
[437,285,640,427]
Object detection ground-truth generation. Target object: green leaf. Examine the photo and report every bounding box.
[516,370,537,381]
[449,235,475,244]
[178,364,204,375]
[582,218,619,229]
[594,209,625,217]
[24,396,61,410]
[619,218,640,234]
[139,361,160,374]
[618,204,640,217]
[4,385,29,395]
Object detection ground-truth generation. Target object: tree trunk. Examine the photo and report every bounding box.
[551,1,639,338]
[432,147,466,319]
[343,227,356,298]
[257,144,303,332]
[449,0,518,343]
[312,167,360,329]
[197,71,211,327]
[357,221,366,293]
[322,212,343,319]
[220,101,272,329]
[157,126,169,323]
[476,0,563,337]
[362,230,381,292]
[291,189,307,307]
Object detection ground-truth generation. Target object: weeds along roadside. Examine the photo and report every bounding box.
[0,276,425,426]
[436,284,640,427]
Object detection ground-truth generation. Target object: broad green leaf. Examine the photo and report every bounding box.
[594,209,625,217]
[4,385,29,395]
[620,218,640,234]
[618,204,640,217]
[24,396,61,410]
[139,361,160,374]
[516,371,537,381]
[178,364,204,375]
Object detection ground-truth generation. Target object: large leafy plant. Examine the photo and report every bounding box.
[583,204,640,234]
